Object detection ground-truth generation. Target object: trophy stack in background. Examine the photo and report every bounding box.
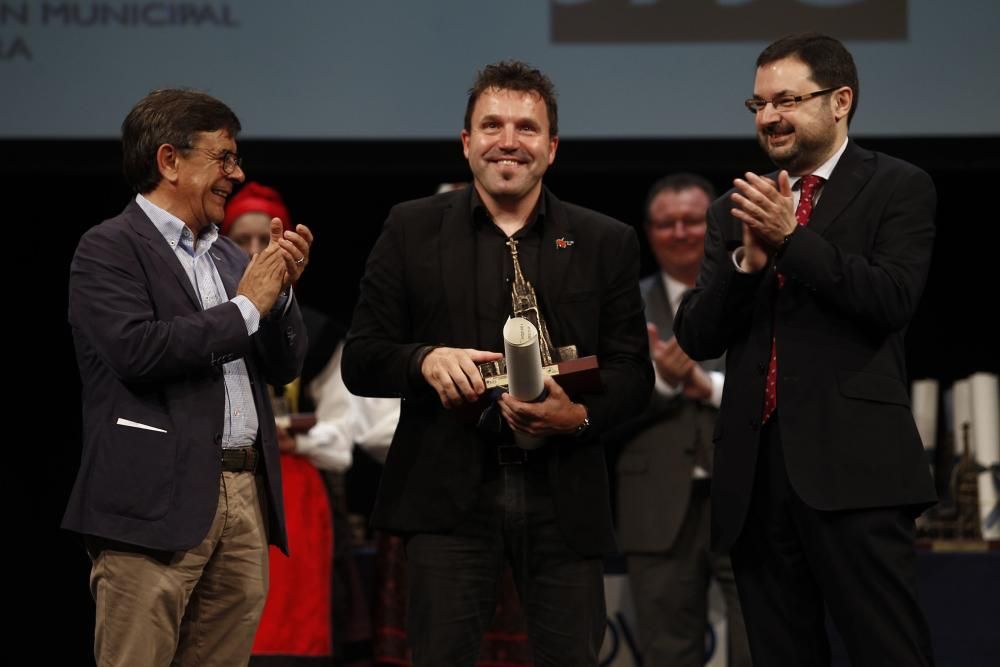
[914,373,999,548]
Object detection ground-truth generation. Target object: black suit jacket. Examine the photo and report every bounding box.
[62,200,308,553]
[342,187,652,557]
[674,140,937,552]
[614,274,724,553]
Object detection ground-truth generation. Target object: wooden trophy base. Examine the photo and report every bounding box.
[483,355,600,398]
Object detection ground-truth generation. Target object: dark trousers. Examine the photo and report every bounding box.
[628,481,752,667]
[731,415,934,667]
[404,452,606,667]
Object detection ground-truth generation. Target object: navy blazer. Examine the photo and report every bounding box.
[675,140,937,552]
[62,200,307,553]
[343,187,652,557]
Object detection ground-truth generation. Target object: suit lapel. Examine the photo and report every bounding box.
[210,240,241,299]
[646,274,724,371]
[440,192,478,348]
[125,201,201,310]
[644,275,674,340]
[538,188,573,313]
[808,139,875,237]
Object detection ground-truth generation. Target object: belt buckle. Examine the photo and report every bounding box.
[497,445,528,465]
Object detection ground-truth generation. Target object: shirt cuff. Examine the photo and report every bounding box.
[708,371,724,409]
[653,367,682,398]
[731,247,765,274]
[654,365,723,408]
[232,295,261,335]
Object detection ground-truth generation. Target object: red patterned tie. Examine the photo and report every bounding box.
[761,175,823,423]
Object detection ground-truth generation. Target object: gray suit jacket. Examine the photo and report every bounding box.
[615,273,724,553]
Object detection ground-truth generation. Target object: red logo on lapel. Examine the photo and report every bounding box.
[555,237,575,249]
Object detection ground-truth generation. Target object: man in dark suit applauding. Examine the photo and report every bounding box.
[674,33,937,666]
[63,89,312,667]
[615,173,750,667]
[343,61,651,667]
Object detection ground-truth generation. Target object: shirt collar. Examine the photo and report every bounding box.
[660,271,689,315]
[136,193,218,255]
[790,137,849,189]
[470,186,547,237]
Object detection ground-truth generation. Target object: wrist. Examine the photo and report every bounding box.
[238,292,266,316]
[776,225,798,259]
[413,345,439,383]
[572,404,590,437]
[683,373,713,401]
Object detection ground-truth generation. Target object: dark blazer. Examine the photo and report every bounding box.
[615,274,724,553]
[342,187,652,557]
[62,200,307,553]
[674,140,937,552]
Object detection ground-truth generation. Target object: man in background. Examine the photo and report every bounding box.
[615,173,750,667]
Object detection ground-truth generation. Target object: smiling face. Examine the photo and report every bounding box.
[461,87,558,211]
[173,129,245,233]
[646,187,711,286]
[753,57,849,175]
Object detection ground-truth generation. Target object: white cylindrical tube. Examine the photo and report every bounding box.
[969,373,999,539]
[503,317,545,449]
[911,378,938,451]
[952,379,973,455]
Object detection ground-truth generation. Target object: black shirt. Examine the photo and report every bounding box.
[471,188,547,353]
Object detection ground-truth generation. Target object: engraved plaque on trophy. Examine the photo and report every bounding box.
[478,238,600,396]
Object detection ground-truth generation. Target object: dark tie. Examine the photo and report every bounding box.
[761,175,823,423]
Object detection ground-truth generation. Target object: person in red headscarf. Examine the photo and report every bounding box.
[223,182,336,663]
[223,182,294,256]
[227,183,401,666]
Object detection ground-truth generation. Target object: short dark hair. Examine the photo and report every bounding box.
[122,89,241,194]
[464,60,559,137]
[644,173,716,225]
[756,32,859,125]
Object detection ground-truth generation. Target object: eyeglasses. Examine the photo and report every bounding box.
[744,87,838,114]
[649,218,706,233]
[182,146,243,175]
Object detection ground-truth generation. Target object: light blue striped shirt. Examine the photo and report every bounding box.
[137,194,259,449]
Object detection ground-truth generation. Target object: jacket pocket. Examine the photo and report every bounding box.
[92,413,176,521]
[837,370,910,406]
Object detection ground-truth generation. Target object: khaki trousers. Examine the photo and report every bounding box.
[89,471,269,667]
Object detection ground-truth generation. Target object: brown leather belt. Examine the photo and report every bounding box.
[221,447,258,473]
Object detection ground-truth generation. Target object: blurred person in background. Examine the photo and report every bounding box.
[612,173,750,667]
[225,182,397,666]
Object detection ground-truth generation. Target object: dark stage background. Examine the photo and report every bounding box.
[8,135,997,662]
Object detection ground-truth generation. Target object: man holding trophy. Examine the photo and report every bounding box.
[343,60,651,666]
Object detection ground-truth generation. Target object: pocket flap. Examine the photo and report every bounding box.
[837,371,910,406]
